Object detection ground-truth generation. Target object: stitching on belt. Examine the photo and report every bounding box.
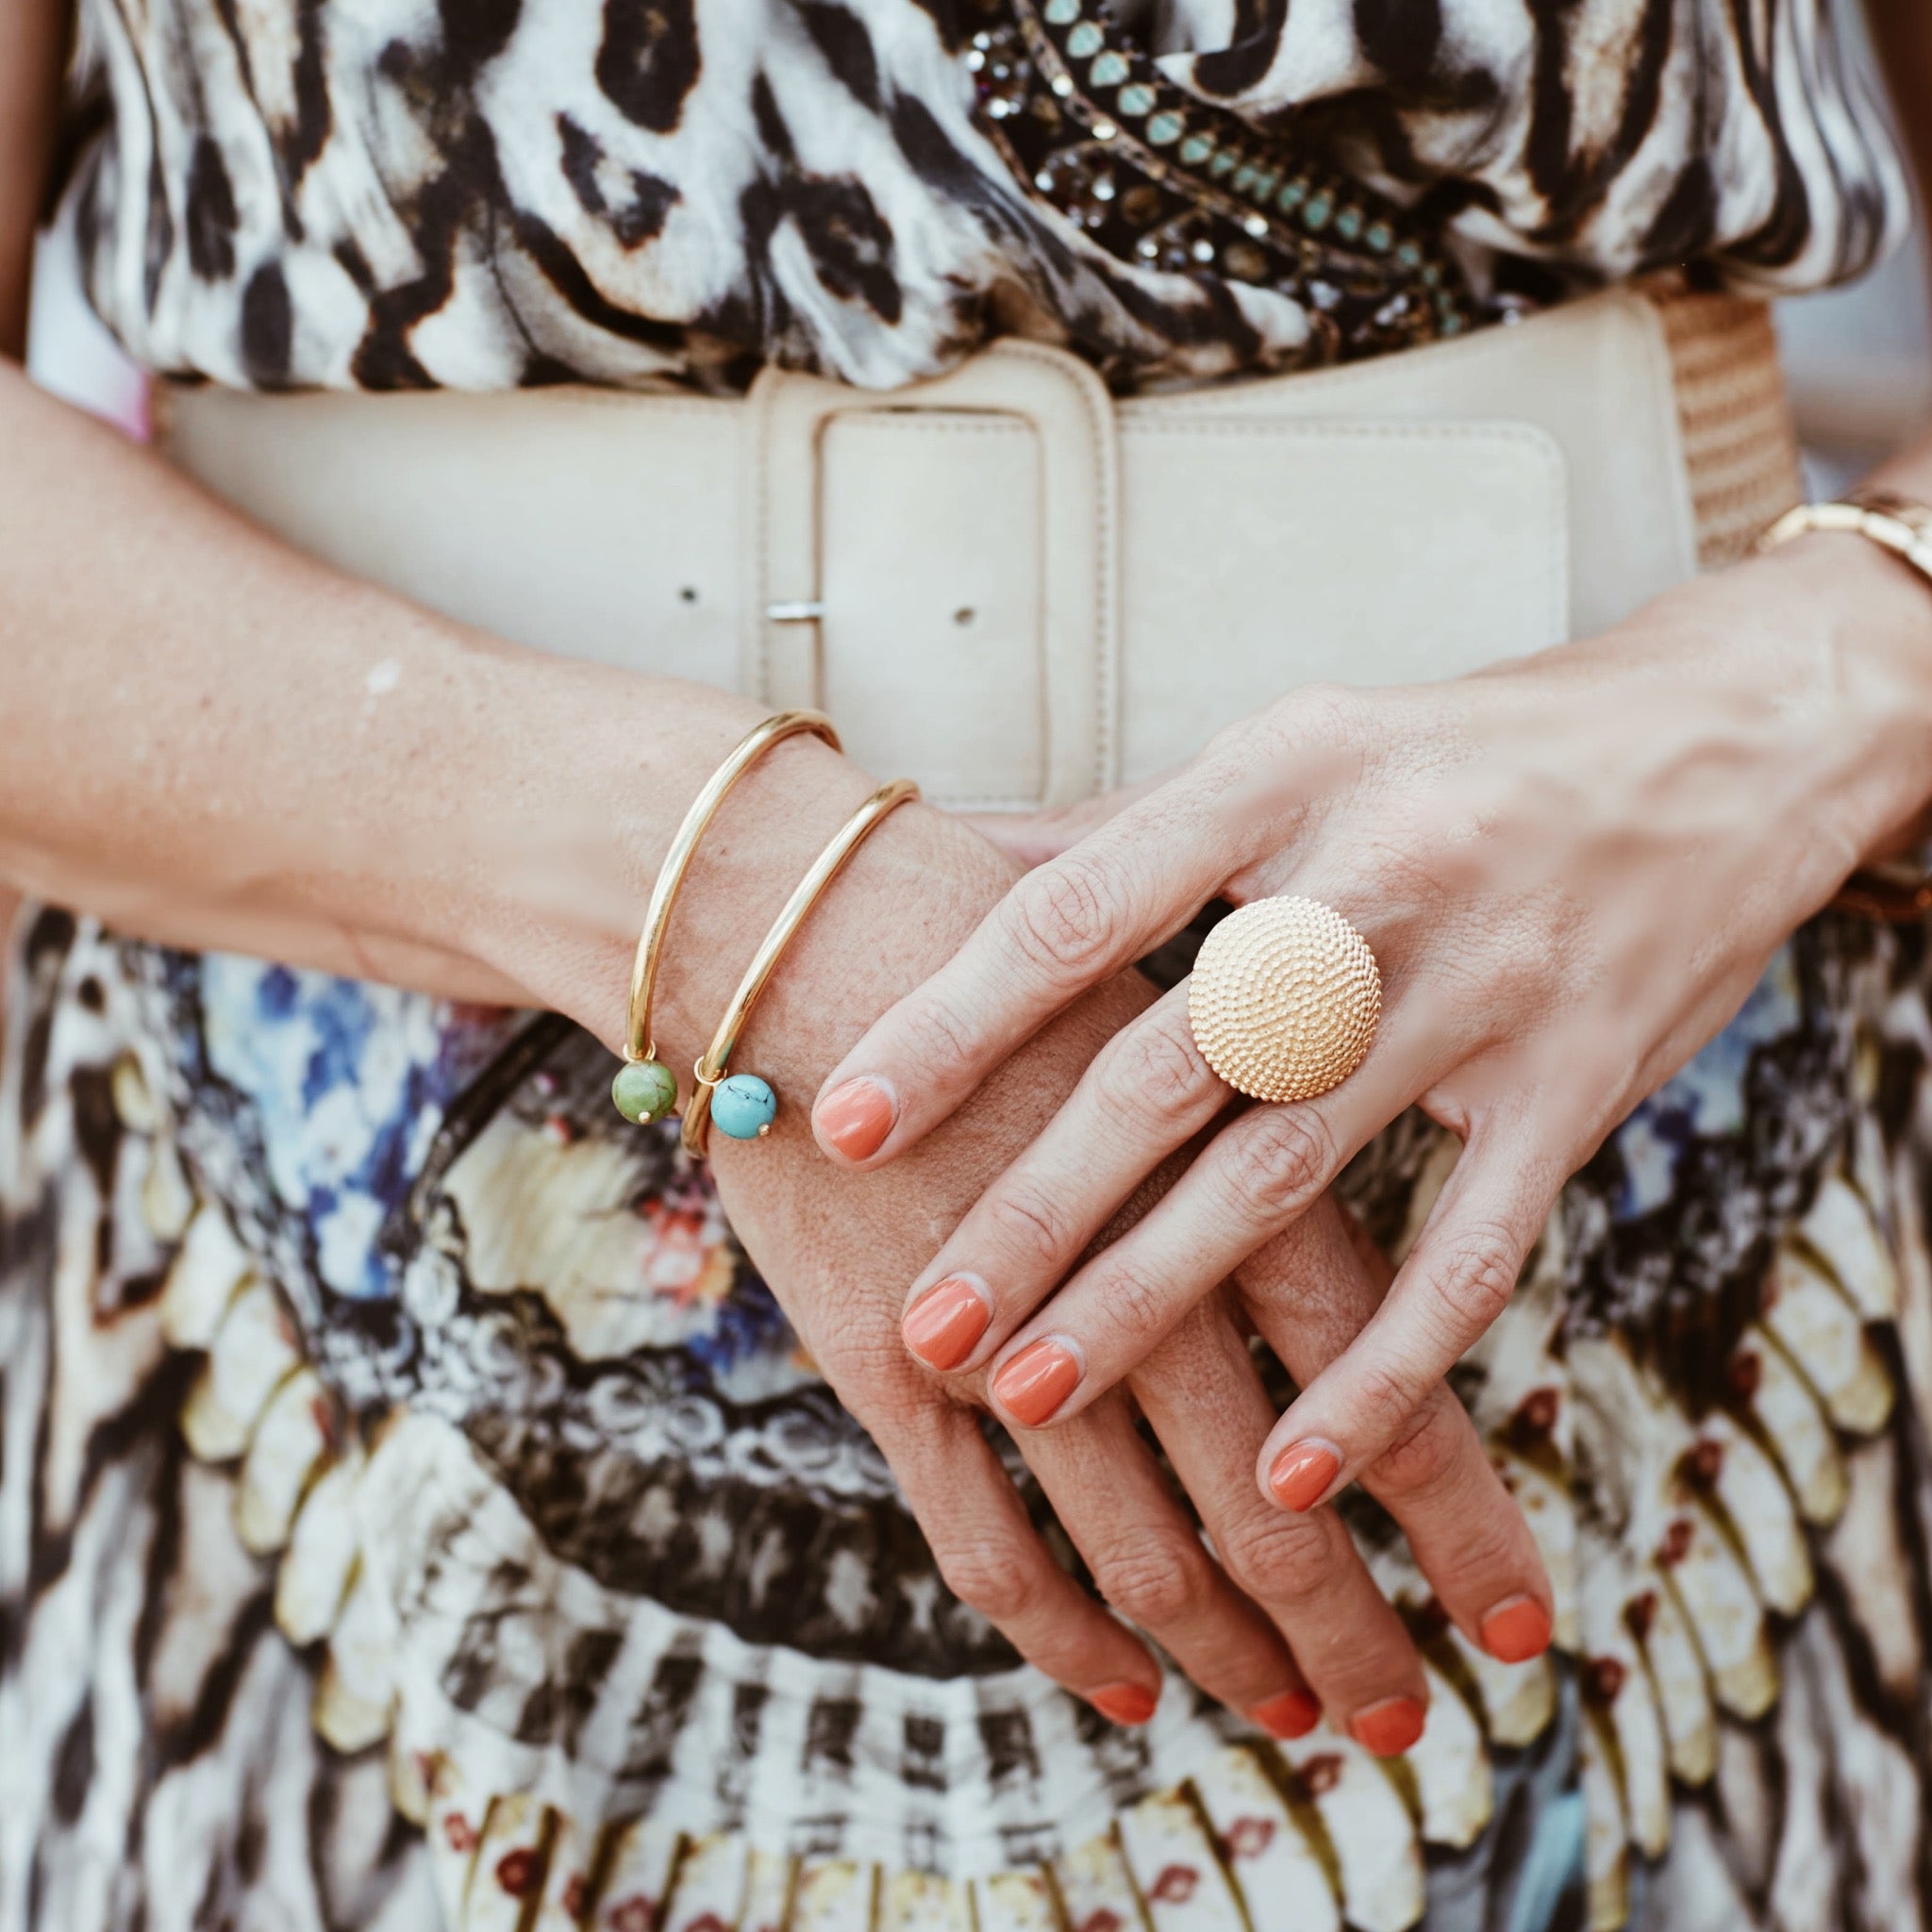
[994,341,1117,798]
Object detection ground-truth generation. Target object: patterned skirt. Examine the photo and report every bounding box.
[2,903,1930,1932]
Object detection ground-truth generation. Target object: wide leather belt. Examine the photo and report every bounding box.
[156,286,1800,813]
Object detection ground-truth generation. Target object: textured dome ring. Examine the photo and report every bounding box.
[1189,897,1382,1105]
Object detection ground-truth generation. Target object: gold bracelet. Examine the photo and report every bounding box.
[1757,493,1932,924]
[683,777,921,1157]
[610,709,841,1126]
[1757,491,1932,590]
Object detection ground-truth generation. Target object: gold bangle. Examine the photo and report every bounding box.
[682,777,921,1157]
[1757,491,1932,591]
[609,709,841,1126]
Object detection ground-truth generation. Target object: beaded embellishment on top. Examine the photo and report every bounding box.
[970,0,1476,363]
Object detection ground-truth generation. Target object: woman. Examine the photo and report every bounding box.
[0,0,1926,1926]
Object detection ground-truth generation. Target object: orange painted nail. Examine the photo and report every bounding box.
[1268,1440,1341,1513]
[1248,1689,1322,1740]
[1089,1682,1159,1726]
[1351,1696,1427,1757]
[991,1339,1083,1426]
[1480,1594,1553,1664]
[902,1276,991,1372]
[815,1078,897,1161]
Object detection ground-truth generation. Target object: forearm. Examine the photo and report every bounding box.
[0,358,1009,1082]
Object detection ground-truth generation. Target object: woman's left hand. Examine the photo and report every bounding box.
[810,544,1932,1513]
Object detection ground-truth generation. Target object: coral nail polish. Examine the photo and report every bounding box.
[1089,1683,1159,1726]
[991,1339,1083,1426]
[1479,1594,1553,1664]
[1248,1689,1322,1740]
[815,1078,897,1161]
[1268,1441,1341,1513]
[902,1276,991,1371]
[1351,1696,1427,1757]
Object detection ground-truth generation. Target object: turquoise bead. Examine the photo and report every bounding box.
[612,1058,679,1124]
[711,1073,778,1141]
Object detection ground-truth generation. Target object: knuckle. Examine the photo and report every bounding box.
[1223,1108,1334,1222]
[1443,1510,1532,1592]
[1218,1513,1330,1609]
[1092,1533,1215,1630]
[1352,1357,1429,1442]
[1003,857,1124,982]
[903,991,982,1089]
[1105,1009,1213,1120]
[1424,1226,1520,1335]
[986,1185,1072,1273]
[936,1537,1047,1627]
[1366,1391,1467,1500]
[1088,1253,1174,1347]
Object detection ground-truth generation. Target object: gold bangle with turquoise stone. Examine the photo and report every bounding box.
[682,776,922,1158]
[613,709,841,1126]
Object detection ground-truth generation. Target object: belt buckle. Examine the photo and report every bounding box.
[746,339,1122,808]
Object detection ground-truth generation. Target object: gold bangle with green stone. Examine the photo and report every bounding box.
[611,709,841,1125]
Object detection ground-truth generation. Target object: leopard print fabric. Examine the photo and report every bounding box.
[61,0,1905,395]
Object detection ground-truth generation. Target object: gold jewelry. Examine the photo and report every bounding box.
[1189,896,1382,1104]
[611,709,841,1126]
[1757,491,1932,590]
[683,777,922,1157]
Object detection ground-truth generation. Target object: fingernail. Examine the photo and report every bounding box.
[1479,1594,1553,1664]
[1267,1440,1341,1513]
[902,1275,991,1372]
[1248,1689,1322,1740]
[1350,1696,1427,1757]
[815,1077,897,1161]
[1089,1682,1158,1726]
[991,1339,1083,1427]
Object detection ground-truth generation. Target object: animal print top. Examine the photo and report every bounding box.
[62,0,1906,395]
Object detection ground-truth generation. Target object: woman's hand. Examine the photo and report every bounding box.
[712,869,1555,1747]
[662,785,1553,1747]
[810,541,1932,1513]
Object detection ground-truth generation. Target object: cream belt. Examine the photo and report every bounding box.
[157,284,1800,814]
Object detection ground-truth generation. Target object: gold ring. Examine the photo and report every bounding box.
[1189,897,1381,1104]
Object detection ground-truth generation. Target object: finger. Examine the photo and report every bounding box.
[1130,1303,1431,1756]
[881,1399,1163,1721]
[1256,1124,1562,1518]
[977,1005,1446,1427]
[898,985,1227,1375]
[1239,1198,1554,1666]
[1019,1392,1319,1737]
[812,781,1241,1167]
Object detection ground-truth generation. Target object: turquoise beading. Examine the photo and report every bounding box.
[710,1074,778,1141]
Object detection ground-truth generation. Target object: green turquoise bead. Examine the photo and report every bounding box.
[711,1073,778,1141]
[611,1058,679,1124]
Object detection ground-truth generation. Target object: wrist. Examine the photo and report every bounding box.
[456,651,1024,1121]
[1745,525,1932,870]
